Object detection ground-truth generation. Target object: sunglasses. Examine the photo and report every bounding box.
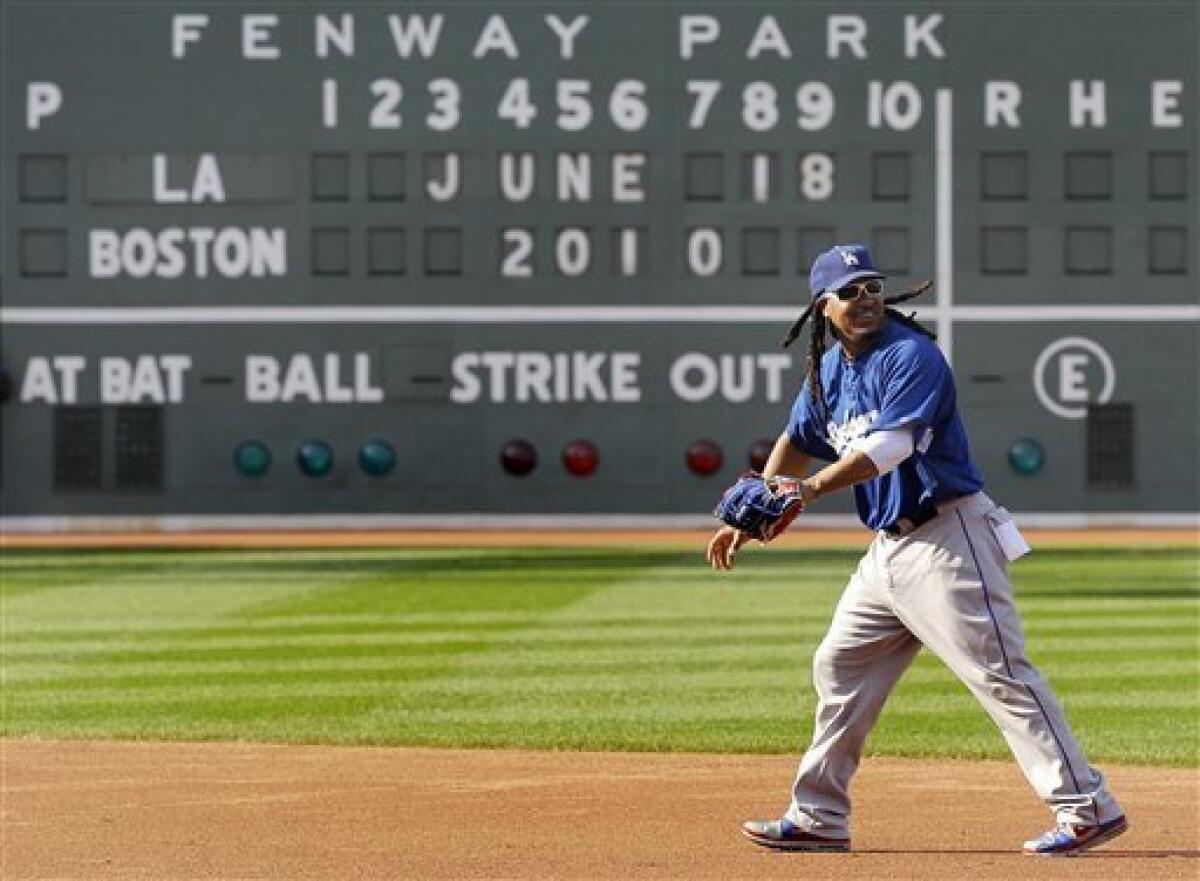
[831,279,884,301]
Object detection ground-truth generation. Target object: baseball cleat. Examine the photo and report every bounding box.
[741,818,850,852]
[1022,814,1128,857]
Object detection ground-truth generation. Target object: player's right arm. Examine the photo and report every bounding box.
[706,433,813,571]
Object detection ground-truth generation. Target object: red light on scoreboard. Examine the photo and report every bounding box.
[500,439,538,476]
[686,439,723,476]
[748,438,774,472]
[562,439,599,477]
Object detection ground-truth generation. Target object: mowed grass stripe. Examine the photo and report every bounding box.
[3,608,846,641]
[1,622,828,658]
[6,647,809,684]
[9,669,1196,708]
[8,607,1195,641]
[12,656,1198,693]
[7,712,1190,764]
[6,628,1195,678]
[2,573,368,629]
[18,586,1184,623]
[16,688,1195,721]
[1016,597,1199,612]
[6,626,1195,682]
[6,628,1194,663]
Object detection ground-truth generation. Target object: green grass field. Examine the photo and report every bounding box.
[2,545,1197,765]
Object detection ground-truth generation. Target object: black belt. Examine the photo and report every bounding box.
[882,505,940,537]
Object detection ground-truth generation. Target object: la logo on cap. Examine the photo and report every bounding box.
[839,248,860,267]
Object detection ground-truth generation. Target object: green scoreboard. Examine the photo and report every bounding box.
[2,1,1197,525]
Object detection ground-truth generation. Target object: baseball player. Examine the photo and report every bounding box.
[706,244,1127,857]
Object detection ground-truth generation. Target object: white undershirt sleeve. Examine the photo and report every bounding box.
[849,427,916,475]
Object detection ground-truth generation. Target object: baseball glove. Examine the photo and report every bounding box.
[713,472,806,542]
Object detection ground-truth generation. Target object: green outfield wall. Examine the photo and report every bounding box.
[2,1,1196,522]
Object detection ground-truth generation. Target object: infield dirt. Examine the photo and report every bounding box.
[5,740,1197,880]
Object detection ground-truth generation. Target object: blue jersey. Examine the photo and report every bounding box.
[786,318,984,531]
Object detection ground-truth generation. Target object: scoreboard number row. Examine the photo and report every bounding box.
[501,227,614,278]
[688,80,860,131]
[320,78,921,132]
[323,77,649,132]
[497,226,800,278]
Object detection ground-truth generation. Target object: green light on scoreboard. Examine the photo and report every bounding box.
[296,440,334,477]
[358,439,396,477]
[233,440,271,477]
[1008,439,1045,476]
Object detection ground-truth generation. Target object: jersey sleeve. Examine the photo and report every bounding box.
[871,339,953,433]
[786,380,838,461]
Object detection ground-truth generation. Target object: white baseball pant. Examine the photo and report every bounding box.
[785,492,1123,837]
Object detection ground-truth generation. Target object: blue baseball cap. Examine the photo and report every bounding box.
[808,244,885,299]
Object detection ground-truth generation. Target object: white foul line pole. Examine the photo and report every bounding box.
[935,88,954,365]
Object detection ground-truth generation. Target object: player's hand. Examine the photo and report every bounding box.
[706,525,750,572]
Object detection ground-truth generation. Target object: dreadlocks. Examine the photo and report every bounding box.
[881,280,936,341]
[805,310,832,426]
[782,280,936,427]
